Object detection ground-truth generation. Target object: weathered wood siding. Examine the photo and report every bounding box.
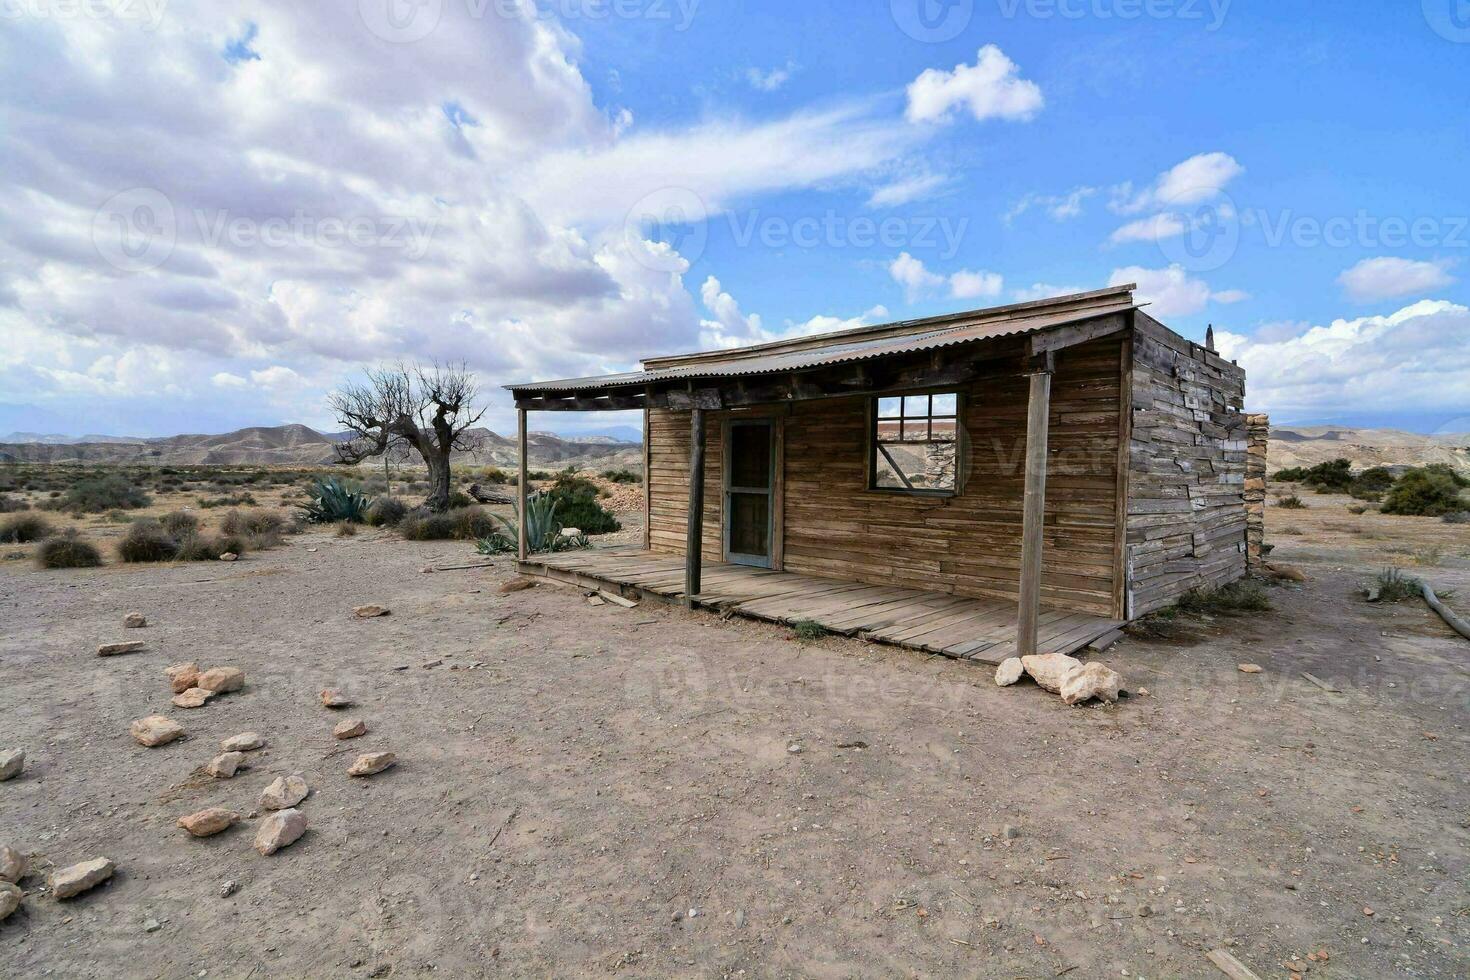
[647,335,1126,617]
[1125,313,1249,615]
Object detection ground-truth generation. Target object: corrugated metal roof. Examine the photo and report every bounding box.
[506,299,1136,395]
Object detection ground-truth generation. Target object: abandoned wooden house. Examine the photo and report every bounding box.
[507,285,1266,664]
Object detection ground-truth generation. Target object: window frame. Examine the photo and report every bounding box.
[865,388,966,497]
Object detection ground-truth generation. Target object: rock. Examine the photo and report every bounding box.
[0,881,20,921]
[559,527,582,538]
[207,752,245,778]
[1002,824,1020,839]
[0,749,22,781]
[144,917,161,932]
[333,718,367,740]
[97,640,146,657]
[51,857,115,899]
[220,732,264,753]
[260,774,309,810]
[353,605,390,618]
[172,687,215,709]
[166,663,200,694]
[0,845,25,884]
[1264,562,1307,582]
[1060,662,1123,705]
[123,612,148,628]
[219,552,238,562]
[786,743,803,754]
[348,752,396,777]
[319,689,355,709]
[254,808,307,855]
[130,715,184,747]
[994,657,1024,687]
[1238,663,1263,673]
[1020,653,1084,694]
[196,666,244,693]
[219,879,238,898]
[1137,903,1153,918]
[177,807,239,837]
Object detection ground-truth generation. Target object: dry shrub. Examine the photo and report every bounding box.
[1,513,53,543]
[117,521,179,563]
[160,511,200,538]
[37,533,102,569]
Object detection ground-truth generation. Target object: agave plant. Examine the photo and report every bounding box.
[484,491,587,554]
[300,477,369,524]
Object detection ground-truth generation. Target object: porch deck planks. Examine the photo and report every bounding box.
[519,549,1122,665]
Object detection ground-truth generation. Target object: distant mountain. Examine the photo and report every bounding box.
[0,423,641,469]
[3,431,144,445]
[1269,425,1469,475]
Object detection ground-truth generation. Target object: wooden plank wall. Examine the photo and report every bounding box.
[1125,313,1249,616]
[647,335,1125,617]
[648,409,723,559]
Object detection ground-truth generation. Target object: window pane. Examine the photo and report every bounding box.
[874,443,925,489]
[901,418,929,442]
[931,393,957,416]
[728,492,769,557]
[878,396,902,418]
[903,395,929,417]
[923,442,957,490]
[729,424,771,488]
[930,417,957,442]
[876,418,902,442]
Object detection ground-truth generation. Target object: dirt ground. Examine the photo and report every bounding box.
[1,488,1467,979]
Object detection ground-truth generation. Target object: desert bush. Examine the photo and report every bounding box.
[447,490,474,510]
[545,469,620,534]
[0,513,53,543]
[117,520,180,563]
[160,510,200,538]
[221,508,289,536]
[1177,579,1272,614]
[1423,463,1470,488]
[0,494,29,513]
[1347,504,1367,515]
[175,533,245,562]
[601,468,640,484]
[1373,568,1422,603]
[1348,467,1394,500]
[1275,495,1305,509]
[1444,510,1470,524]
[364,497,409,527]
[37,533,102,569]
[484,493,588,554]
[792,619,827,642]
[199,492,259,508]
[335,521,358,538]
[480,466,509,485]
[1380,468,1466,517]
[300,477,368,524]
[64,475,151,512]
[399,506,494,541]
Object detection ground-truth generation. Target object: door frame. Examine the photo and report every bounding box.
[721,416,778,568]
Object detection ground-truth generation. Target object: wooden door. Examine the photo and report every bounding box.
[723,419,774,567]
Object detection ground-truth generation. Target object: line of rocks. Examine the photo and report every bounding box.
[994,652,1123,706]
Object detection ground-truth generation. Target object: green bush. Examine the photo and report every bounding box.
[0,513,53,543]
[1275,495,1305,509]
[0,494,29,513]
[300,477,369,524]
[1177,579,1272,614]
[175,533,246,562]
[220,508,289,537]
[64,475,151,512]
[1381,468,1466,517]
[399,506,495,541]
[546,469,620,534]
[364,497,409,527]
[1444,510,1469,524]
[1348,467,1394,501]
[1373,568,1422,603]
[480,466,509,485]
[37,533,102,569]
[198,492,258,508]
[447,490,473,509]
[160,511,200,538]
[601,468,640,484]
[1423,463,1469,488]
[792,619,826,642]
[118,521,180,563]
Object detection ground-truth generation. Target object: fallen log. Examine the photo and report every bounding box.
[1422,581,1470,640]
[467,483,515,505]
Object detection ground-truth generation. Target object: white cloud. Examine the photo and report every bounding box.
[1216,300,1470,416]
[1004,187,1095,224]
[212,372,248,389]
[867,173,948,209]
[1012,282,1087,302]
[1337,257,1455,302]
[746,63,795,92]
[905,45,1043,125]
[1108,212,1189,245]
[698,275,764,348]
[1109,265,1245,317]
[890,253,1004,302]
[1110,152,1244,215]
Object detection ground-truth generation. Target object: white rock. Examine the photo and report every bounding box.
[220,732,264,753]
[123,612,147,628]
[0,881,20,921]
[130,716,184,748]
[178,808,239,837]
[0,845,25,884]
[196,667,244,693]
[1020,653,1084,694]
[219,552,238,562]
[207,752,245,778]
[1060,662,1123,705]
[254,809,307,855]
[260,774,309,810]
[994,657,1024,686]
[348,752,396,777]
[319,689,354,709]
[0,749,22,781]
[333,718,367,740]
[172,687,215,709]
[51,857,115,899]
[97,640,146,657]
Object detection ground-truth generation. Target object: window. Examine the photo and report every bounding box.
[870,391,960,493]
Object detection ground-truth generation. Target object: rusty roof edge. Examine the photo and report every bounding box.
[504,302,1139,394]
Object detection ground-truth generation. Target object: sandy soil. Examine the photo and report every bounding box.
[1,492,1467,979]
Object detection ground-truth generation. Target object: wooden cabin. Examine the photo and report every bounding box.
[507,285,1265,664]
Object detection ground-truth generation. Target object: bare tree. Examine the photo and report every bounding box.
[330,363,486,512]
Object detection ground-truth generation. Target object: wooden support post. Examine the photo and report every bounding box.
[516,408,529,560]
[684,408,706,606]
[1017,354,1054,658]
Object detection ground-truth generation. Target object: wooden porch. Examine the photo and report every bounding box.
[518,548,1123,665]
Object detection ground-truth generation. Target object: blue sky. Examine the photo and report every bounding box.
[2,0,1467,440]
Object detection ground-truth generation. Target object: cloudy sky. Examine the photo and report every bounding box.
[2,1,1467,439]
